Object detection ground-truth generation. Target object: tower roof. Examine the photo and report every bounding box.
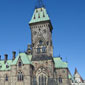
[73,68,84,83]
[29,7,50,24]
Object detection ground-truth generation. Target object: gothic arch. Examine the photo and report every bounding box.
[36,72,48,85]
[35,66,49,85]
[35,66,48,76]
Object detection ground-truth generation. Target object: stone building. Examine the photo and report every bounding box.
[0,3,84,85]
[72,68,85,85]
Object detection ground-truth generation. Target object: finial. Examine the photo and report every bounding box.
[75,68,78,74]
[0,55,1,60]
[36,0,45,8]
[65,57,68,63]
[58,53,61,57]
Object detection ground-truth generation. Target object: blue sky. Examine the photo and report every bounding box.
[0,0,85,79]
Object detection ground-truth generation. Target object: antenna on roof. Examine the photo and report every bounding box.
[36,0,45,8]
[66,57,68,63]
[58,52,61,57]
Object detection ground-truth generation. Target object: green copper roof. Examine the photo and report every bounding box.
[29,7,50,24]
[0,53,32,71]
[12,53,32,65]
[0,60,12,71]
[53,57,68,68]
[0,54,68,71]
[68,74,72,79]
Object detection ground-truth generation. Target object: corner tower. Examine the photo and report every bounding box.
[29,7,53,60]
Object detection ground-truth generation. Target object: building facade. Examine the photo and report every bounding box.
[0,5,84,85]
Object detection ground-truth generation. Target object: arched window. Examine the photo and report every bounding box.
[39,40,43,45]
[38,74,47,85]
[17,72,24,81]
[59,76,62,83]
[5,75,8,81]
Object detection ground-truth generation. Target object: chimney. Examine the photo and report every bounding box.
[0,55,1,60]
[12,51,16,60]
[4,54,8,63]
[27,44,32,54]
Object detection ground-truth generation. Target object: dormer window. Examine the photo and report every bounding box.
[34,15,36,19]
[6,64,9,68]
[18,62,22,67]
[38,13,40,18]
[43,12,45,17]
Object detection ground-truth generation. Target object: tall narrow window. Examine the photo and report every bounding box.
[59,76,62,83]
[5,75,8,81]
[39,40,43,45]
[37,48,41,53]
[17,72,24,81]
[38,74,47,85]
[42,47,46,53]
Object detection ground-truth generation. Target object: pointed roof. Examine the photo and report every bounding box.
[29,7,50,24]
[0,53,32,71]
[74,68,83,83]
[12,53,32,65]
[75,68,78,74]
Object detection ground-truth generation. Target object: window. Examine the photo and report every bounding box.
[43,13,45,17]
[38,74,47,85]
[39,40,43,45]
[18,62,22,67]
[47,41,49,45]
[6,64,9,68]
[17,72,24,81]
[59,76,62,83]
[42,47,46,53]
[5,75,8,81]
[37,48,41,53]
[34,15,36,19]
[38,13,40,18]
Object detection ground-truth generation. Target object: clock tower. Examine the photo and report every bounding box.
[29,7,53,61]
